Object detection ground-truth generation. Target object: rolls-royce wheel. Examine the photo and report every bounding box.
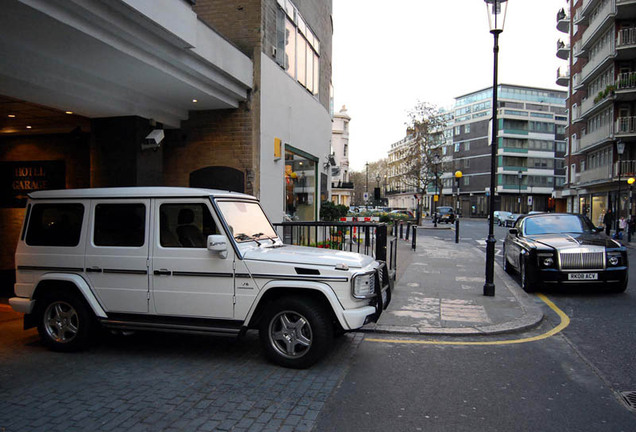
[503,246,513,274]
[520,258,534,293]
[37,292,95,352]
[259,296,333,369]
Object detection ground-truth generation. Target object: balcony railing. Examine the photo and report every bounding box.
[578,164,612,185]
[580,122,614,151]
[582,0,616,50]
[580,40,615,85]
[557,8,569,33]
[617,71,636,90]
[616,116,636,136]
[616,160,636,178]
[556,66,570,87]
[557,39,570,60]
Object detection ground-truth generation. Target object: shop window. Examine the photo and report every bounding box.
[285,148,317,221]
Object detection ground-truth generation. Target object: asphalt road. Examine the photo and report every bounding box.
[316,218,636,431]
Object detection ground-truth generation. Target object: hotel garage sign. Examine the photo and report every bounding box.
[0,161,65,208]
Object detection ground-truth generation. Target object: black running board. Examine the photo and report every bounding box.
[100,315,244,337]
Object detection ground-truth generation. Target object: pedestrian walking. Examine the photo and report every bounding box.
[618,216,627,240]
[603,209,614,236]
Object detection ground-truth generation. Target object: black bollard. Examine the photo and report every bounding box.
[406,223,411,240]
[399,223,403,239]
[412,225,417,251]
[455,218,460,243]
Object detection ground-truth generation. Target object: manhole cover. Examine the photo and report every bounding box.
[620,391,636,411]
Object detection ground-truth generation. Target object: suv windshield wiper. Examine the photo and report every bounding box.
[252,232,277,244]
[234,233,261,245]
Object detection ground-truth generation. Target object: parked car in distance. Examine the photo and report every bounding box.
[503,213,628,292]
[436,206,455,224]
[389,209,414,218]
[9,187,392,369]
[504,213,523,227]
[494,211,512,226]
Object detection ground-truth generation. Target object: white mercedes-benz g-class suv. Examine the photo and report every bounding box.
[10,187,391,368]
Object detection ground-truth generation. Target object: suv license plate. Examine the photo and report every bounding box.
[568,273,598,280]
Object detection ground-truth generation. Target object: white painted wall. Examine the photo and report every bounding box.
[259,53,332,222]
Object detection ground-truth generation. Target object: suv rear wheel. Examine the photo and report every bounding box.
[37,292,95,352]
[259,296,333,369]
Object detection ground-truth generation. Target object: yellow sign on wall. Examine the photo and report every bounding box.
[274,138,282,160]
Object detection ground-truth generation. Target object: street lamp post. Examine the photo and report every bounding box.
[432,154,441,227]
[517,170,523,214]
[455,170,463,214]
[615,141,625,234]
[376,174,381,206]
[628,177,635,242]
[483,0,507,297]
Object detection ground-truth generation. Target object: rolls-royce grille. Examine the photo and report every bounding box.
[559,251,605,270]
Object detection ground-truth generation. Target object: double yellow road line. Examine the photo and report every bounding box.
[366,293,569,346]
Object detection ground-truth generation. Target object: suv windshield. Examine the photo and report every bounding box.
[216,200,278,243]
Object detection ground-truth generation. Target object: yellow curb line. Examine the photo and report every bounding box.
[365,293,569,346]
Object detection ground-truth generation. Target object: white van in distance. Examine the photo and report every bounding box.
[10,187,391,368]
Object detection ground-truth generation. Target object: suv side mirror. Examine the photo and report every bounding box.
[207,234,228,259]
[509,228,518,235]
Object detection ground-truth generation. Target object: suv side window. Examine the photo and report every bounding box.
[94,203,146,247]
[26,203,85,247]
[159,203,218,248]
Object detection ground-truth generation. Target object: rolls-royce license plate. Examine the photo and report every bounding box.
[568,273,598,280]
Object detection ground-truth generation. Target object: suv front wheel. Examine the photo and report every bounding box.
[37,292,95,352]
[259,296,333,369]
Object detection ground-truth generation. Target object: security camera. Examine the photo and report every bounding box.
[141,129,164,151]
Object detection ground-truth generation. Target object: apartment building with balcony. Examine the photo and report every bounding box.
[453,85,567,217]
[557,0,636,225]
[330,106,354,207]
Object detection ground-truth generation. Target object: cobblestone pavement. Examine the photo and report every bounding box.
[0,313,362,432]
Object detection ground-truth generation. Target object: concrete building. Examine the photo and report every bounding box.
[452,85,568,217]
[330,106,354,207]
[0,0,333,282]
[555,0,636,226]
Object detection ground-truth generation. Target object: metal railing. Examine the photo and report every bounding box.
[273,221,397,278]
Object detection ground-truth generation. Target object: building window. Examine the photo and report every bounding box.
[276,0,320,95]
[464,124,471,134]
[454,126,461,135]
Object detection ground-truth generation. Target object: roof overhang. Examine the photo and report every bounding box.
[0,0,253,128]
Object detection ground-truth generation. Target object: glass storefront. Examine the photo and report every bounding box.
[284,147,317,221]
[592,194,607,227]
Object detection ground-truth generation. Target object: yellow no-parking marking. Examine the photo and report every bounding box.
[365,293,570,346]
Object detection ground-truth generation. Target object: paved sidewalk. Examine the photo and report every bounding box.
[363,228,544,336]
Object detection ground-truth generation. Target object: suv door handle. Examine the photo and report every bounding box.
[154,269,172,276]
[86,267,102,273]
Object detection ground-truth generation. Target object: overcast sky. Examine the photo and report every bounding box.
[332,0,566,171]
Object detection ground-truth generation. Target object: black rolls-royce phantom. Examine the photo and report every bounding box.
[503,213,628,292]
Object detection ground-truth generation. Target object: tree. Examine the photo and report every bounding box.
[400,102,451,224]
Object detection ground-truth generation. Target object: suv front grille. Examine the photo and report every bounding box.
[559,251,604,270]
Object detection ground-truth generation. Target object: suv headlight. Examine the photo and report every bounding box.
[352,271,376,299]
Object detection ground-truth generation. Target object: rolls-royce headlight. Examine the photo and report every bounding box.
[538,253,555,268]
[607,253,621,266]
[352,271,376,299]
